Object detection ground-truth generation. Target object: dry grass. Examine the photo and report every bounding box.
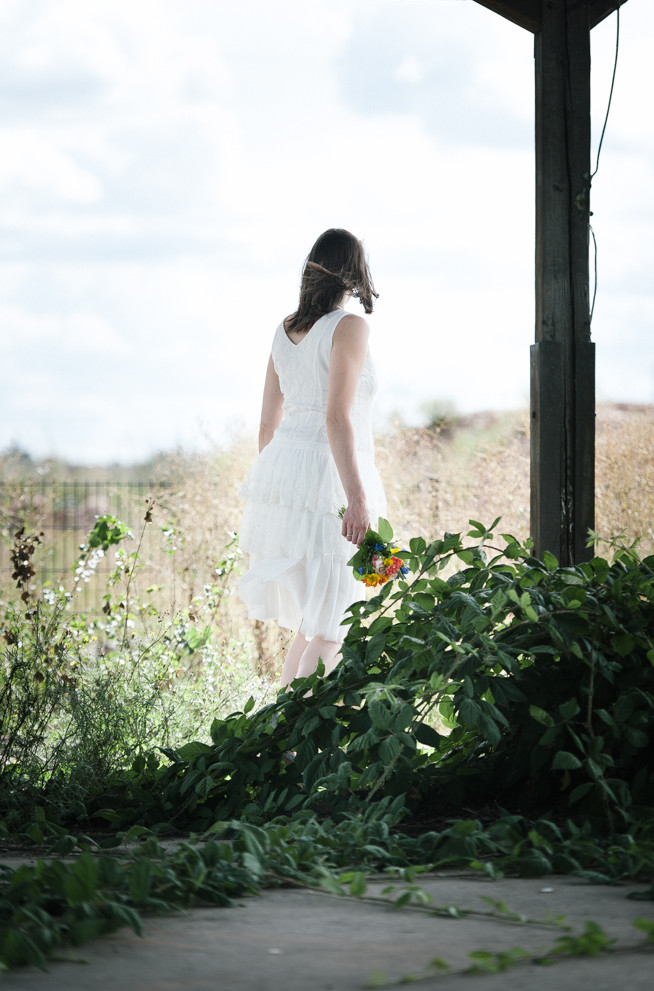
[1,405,652,683]
[377,404,653,557]
[376,409,531,547]
[152,439,291,676]
[595,404,654,555]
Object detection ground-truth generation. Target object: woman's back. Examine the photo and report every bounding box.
[272,309,377,453]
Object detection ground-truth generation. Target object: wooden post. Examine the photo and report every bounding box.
[530,0,595,565]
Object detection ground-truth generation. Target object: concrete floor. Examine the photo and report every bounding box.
[2,872,653,991]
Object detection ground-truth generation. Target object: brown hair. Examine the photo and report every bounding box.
[285,228,378,334]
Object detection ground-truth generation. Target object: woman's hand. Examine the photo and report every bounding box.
[341,498,370,547]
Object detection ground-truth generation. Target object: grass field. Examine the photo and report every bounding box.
[1,402,652,688]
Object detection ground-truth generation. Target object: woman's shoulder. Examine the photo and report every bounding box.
[332,310,370,341]
[335,311,368,327]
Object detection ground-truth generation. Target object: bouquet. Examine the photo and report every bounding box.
[344,516,410,588]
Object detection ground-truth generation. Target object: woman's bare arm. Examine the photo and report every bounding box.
[326,314,371,547]
[259,354,283,452]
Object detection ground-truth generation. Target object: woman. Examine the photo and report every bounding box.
[238,229,386,686]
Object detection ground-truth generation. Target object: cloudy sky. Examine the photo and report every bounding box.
[1,0,651,464]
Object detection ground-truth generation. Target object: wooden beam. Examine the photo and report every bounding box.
[472,0,627,33]
[531,0,595,564]
[472,1,541,33]
[590,0,628,30]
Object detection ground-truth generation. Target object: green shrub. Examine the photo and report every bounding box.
[150,523,653,832]
[0,515,271,827]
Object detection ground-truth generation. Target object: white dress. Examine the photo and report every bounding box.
[238,308,387,643]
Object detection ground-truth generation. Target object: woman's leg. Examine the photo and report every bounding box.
[295,636,341,680]
[279,631,309,688]
[278,633,341,763]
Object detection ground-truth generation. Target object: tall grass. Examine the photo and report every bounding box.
[377,404,653,556]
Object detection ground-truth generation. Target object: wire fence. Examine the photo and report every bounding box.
[0,481,174,613]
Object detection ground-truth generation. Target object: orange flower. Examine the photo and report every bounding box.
[385,557,403,577]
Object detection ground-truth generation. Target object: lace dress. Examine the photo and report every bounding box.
[238,308,386,643]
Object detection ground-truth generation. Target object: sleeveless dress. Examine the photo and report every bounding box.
[238,308,387,643]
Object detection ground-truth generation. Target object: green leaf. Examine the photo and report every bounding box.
[458,698,481,726]
[430,957,450,973]
[315,869,346,896]
[366,634,387,665]
[529,705,555,728]
[128,859,152,903]
[368,700,393,731]
[210,718,226,744]
[595,708,615,728]
[517,850,552,878]
[123,824,153,842]
[552,751,582,771]
[623,727,649,749]
[376,517,393,543]
[65,852,98,904]
[176,741,213,761]
[84,515,132,553]
[612,695,635,722]
[414,723,442,748]
[612,634,635,657]
[569,782,594,803]
[348,873,368,897]
[558,699,580,722]
[379,735,403,764]
[368,615,394,636]
[236,851,261,879]
[633,918,654,942]
[409,536,427,555]
[586,757,605,780]
[392,704,415,732]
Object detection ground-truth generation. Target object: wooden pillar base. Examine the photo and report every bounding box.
[530,340,595,564]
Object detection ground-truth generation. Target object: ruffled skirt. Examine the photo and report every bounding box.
[238,436,386,643]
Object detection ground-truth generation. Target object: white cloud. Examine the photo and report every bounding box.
[393,56,425,85]
[0,131,104,205]
[1,0,652,463]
